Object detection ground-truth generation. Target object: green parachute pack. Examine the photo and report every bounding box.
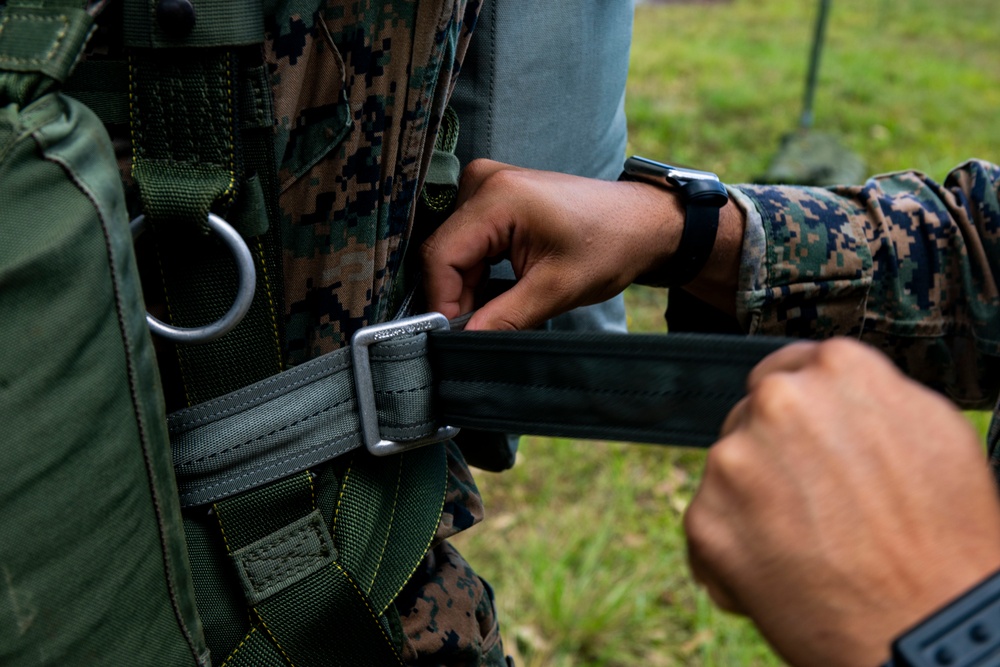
[0,1,792,665]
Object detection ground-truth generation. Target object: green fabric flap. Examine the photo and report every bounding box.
[424,147,460,187]
[229,172,270,238]
[240,63,274,130]
[232,510,338,605]
[123,0,265,48]
[0,93,206,665]
[0,4,93,81]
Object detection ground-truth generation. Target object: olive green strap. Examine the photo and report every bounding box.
[126,0,286,405]
[129,48,240,225]
[169,326,793,508]
[123,0,265,49]
[214,449,447,667]
[0,0,93,105]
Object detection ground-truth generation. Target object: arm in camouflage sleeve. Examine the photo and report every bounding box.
[728,160,1000,408]
[422,159,1000,404]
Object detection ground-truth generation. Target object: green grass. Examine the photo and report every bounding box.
[452,1,1000,664]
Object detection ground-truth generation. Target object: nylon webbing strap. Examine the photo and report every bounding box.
[214,454,446,666]
[129,49,238,224]
[127,0,286,405]
[214,474,403,667]
[0,0,94,105]
[123,0,264,49]
[431,330,791,445]
[169,332,437,507]
[169,329,792,508]
[0,0,92,79]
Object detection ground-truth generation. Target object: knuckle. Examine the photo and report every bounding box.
[682,502,712,556]
[747,374,801,423]
[705,434,754,483]
[814,337,870,372]
[462,158,495,183]
[483,167,523,193]
[419,236,439,261]
[816,338,862,370]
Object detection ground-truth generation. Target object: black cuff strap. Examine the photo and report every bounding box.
[887,567,1000,667]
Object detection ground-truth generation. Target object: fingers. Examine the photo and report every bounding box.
[464,262,576,330]
[421,194,513,320]
[745,341,819,391]
[423,161,534,320]
[684,457,749,616]
[720,341,820,437]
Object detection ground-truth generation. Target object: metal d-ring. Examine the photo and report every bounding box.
[130,212,256,344]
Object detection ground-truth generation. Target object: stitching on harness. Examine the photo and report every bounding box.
[252,609,297,667]
[368,456,402,596]
[307,469,317,510]
[255,237,285,372]
[379,448,449,616]
[331,456,355,533]
[380,419,437,437]
[221,52,237,205]
[214,503,234,554]
[0,12,69,66]
[242,524,331,591]
[369,336,426,358]
[179,431,357,501]
[376,383,433,395]
[170,358,350,428]
[219,625,258,667]
[333,562,404,666]
[176,394,354,468]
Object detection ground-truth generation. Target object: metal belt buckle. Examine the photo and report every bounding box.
[350,312,460,456]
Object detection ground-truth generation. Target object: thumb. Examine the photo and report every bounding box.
[465,265,576,331]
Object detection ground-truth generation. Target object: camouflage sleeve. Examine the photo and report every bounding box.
[730,159,1000,408]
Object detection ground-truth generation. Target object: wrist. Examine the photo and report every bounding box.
[614,179,686,283]
[616,157,746,317]
[619,156,729,288]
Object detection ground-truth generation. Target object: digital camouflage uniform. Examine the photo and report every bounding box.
[701,160,1000,449]
[263,3,506,663]
[92,0,505,663]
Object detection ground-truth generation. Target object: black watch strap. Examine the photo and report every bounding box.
[668,197,721,287]
[619,156,729,288]
[886,568,1000,667]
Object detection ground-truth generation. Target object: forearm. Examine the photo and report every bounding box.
[677,160,1000,406]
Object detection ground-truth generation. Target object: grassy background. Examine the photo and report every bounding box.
[451,1,1000,665]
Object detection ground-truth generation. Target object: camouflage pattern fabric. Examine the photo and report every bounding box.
[719,160,1000,447]
[260,3,503,663]
[90,0,501,662]
[267,0,481,361]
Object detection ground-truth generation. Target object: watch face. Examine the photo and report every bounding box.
[623,156,728,208]
[623,156,722,187]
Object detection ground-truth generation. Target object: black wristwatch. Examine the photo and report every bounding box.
[619,156,729,287]
[883,568,1000,667]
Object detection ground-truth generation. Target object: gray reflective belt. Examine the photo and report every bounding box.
[169,313,792,508]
